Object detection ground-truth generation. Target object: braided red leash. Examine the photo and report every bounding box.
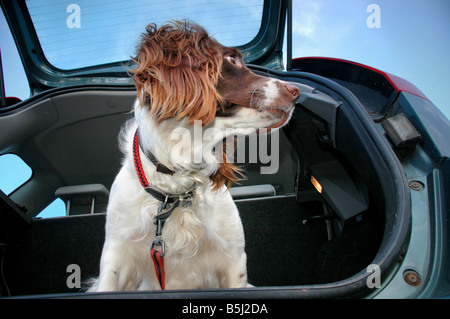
[133,129,165,290]
[133,130,150,189]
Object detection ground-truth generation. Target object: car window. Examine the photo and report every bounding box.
[0,8,30,101]
[0,154,32,195]
[37,198,66,218]
[26,0,264,70]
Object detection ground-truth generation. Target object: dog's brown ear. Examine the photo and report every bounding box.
[209,139,245,191]
[210,158,244,191]
[131,20,224,126]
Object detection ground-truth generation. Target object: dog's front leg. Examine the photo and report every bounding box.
[95,240,142,291]
[221,252,250,288]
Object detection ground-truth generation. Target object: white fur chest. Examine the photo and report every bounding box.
[142,185,245,289]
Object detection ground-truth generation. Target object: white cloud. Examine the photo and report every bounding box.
[292,0,322,40]
[291,0,366,59]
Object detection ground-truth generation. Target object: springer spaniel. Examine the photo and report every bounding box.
[89,20,299,292]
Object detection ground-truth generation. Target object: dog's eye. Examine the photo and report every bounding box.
[226,56,237,65]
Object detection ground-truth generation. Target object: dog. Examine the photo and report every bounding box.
[89,20,299,292]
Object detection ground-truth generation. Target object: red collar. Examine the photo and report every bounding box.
[132,128,195,207]
[133,129,174,182]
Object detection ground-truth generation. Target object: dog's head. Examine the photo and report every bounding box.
[132,20,299,189]
[132,20,223,125]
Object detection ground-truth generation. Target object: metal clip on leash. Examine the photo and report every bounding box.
[150,198,171,290]
[151,196,170,257]
[151,219,165,257]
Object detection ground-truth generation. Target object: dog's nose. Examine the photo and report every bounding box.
[284,83,300,102]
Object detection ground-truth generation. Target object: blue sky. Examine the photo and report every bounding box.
[1,0,449,218]
[290,0,450,120]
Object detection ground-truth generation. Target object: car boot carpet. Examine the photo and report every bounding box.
[236,196,328,286]
[3,196,380,295]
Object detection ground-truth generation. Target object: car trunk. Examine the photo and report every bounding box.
[0,65,411,298]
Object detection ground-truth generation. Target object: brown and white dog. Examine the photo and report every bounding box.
[89,20,299,291]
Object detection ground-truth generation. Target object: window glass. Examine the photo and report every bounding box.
[0,9,30,100]
[26,0,264,70]
[37,198,66,218]
[0,154,32,195]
